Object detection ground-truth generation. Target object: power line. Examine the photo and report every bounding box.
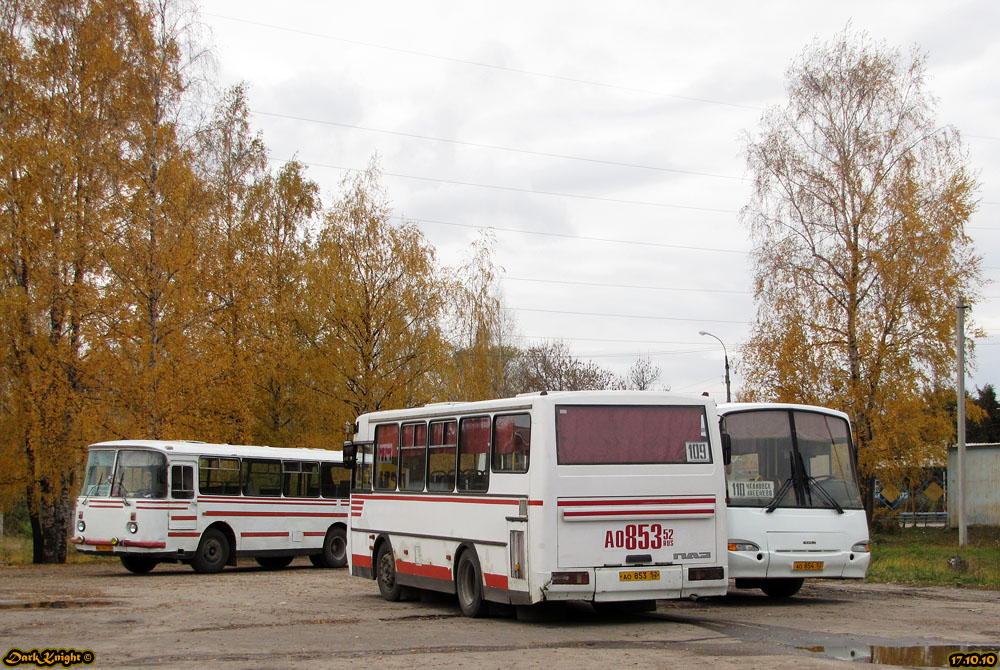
[253,109,746,182]
[398,215,747,254]
[505,306,750,324]
[206,13,761,111]
[520,334,745,346]
[271,156,740,214]
[506,276,751,294]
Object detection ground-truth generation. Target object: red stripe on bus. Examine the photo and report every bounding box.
[395,560,452,581]
[354,494,533,506]
[304,531,326,537]
[484,572,508,590]
[557,498,715,507]
[204,511,348,518]
[562,508,715,517]
[170,515,197,521]
[352,553,373,568]
[196,496,348,505]
[241,531,289,538]
[168,532,200,537]
[121,540,167,549]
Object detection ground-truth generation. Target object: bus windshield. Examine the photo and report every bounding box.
[82,450,116,496]
[723,409,863,510]
[556,404,711,465]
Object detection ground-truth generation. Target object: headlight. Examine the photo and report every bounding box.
[728,541,760,552]
[851,541,870,552]
[127,522,138,534]
[77,520,86,532]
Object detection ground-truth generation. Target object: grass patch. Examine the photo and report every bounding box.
[867,526,1000,590]
[0,534,116,567]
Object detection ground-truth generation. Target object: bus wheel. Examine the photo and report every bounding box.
[376,543,402,601]
[191,528,229,574]
[310,526,347,568]
[256,556,293,570]
[455,550,487,618]
[761,578,804,598]
[120,556,158,574]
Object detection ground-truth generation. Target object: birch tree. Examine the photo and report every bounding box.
[740,29,982,517]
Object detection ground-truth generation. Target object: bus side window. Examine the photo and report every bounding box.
[427,420,457,492]
[283,461,320,498]
[171,465,194,499]
[458,416,490,492]
[243,459,281,497]
[374,424,400,491]
[400,422,427,491]
[493,413,531,473]
[322,463,352,498]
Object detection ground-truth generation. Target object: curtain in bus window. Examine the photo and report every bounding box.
[792,411,863,508]
[374,424,400,491]
[493,414,531,472]
[555,405,705,465]
[115,450,168,498]
[427,420,457,492]
[400,423,427,491]
[458,416,490,491]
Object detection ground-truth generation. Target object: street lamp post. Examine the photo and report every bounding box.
[699,330,731,403]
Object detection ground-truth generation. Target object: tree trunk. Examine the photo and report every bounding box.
[30,494,71,564]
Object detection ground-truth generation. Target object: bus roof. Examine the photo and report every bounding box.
[87,439,343,462]
[358,390,717,424]
[718,402,849,421]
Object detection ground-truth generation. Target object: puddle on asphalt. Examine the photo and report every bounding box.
[799,644,998,667]
[0,600,115,609]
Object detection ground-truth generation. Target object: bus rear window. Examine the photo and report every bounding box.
[555,405,710,465]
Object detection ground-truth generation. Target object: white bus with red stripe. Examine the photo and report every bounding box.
[344,391,729,617]
[72,440,351,574]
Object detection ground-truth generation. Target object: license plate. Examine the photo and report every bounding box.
[96,544,114,552]
[793,561,823,571]
[619,570,660,582]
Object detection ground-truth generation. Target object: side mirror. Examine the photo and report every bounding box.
[342,442,357,468]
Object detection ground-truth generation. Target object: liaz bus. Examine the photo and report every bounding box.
[72,440,351,574]
[343,391,729,617]
[718,403,870,597]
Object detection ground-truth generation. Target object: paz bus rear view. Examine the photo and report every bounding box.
[344,390,729,616]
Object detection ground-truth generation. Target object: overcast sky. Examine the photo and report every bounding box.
[198,0,1000,401]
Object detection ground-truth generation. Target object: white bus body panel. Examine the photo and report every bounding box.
[73,441,349,565]
[349,391,730,606]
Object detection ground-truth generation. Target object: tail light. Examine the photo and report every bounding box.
[509,530,525,579]
[551,571,590,585]
[688,566,725,581]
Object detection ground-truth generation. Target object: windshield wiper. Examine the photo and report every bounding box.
[805,476,844,514]
[764,476,794,513]
[112,475,132,506]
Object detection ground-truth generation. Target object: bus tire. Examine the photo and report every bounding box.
[256,555,294,570]
[120,555,158,574]
[191,528,230,574]
[310,526,347,568]
[761,578,804,598]
[455,550,487,618]
[376,542,402,601]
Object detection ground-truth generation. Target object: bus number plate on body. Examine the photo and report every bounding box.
[619,570,660,582]
[96,545,113,552]
[793,561,823,571]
